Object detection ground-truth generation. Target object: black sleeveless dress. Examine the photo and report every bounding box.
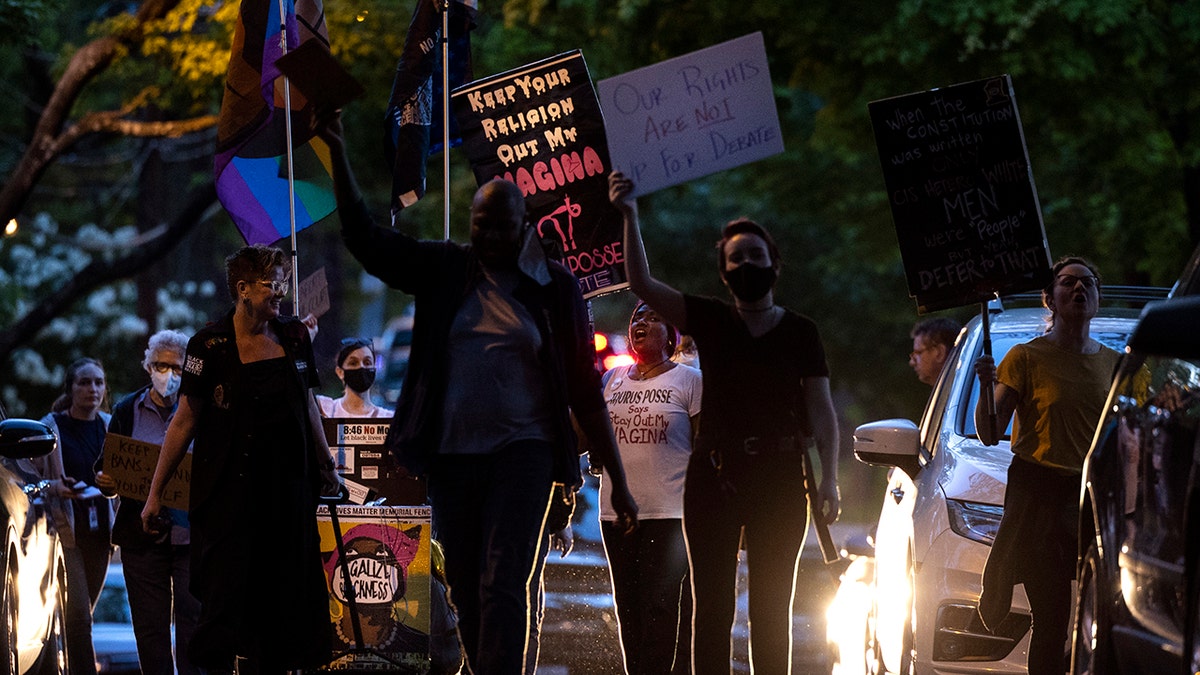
[188,356,331,670]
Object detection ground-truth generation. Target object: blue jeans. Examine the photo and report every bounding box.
[121,543,201,675]
[429,441,555,675]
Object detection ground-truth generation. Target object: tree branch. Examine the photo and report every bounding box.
[0,181,218,363]
[0,0,189,223]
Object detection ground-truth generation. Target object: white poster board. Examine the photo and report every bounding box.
[597,32,784,196]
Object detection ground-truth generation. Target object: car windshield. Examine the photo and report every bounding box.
[960,328,1132,439]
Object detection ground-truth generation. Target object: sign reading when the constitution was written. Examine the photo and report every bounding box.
[870,75,1052,312]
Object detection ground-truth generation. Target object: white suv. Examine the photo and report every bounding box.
[851,293,1156,675]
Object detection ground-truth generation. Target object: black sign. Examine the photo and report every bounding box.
[869,75,1052,312]
[321,418,424,505]
[452,51,628,298]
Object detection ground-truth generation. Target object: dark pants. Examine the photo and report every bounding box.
[122,543,201,675]
[684,451,808,675]
[526,531,552,675]
[429,441,555,675]
[602,518,691,675]
[64,506,113,675]
[982,456,1079,675]
[1024,573,1072,675]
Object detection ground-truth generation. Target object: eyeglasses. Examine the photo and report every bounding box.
[257,279,289,295]
[909,347,929,359]
[340,337,373,348]
[1055,274,1097,289]
[150,362,183,376]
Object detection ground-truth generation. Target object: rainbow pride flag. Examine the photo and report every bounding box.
[215,0,335,245]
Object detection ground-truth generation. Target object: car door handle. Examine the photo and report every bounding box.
[892,487,905,503]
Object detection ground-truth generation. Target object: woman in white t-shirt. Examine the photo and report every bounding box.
[316,337,394,419]
[600,301,701,675]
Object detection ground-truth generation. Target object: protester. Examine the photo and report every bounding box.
[97,330,201,675]
[610,171,840,674]
[140,245,341,674]
[316,336,394,418]
[601,301,700,674]
[36,357,113,675]
[974,256,1119,675]
[671,334,700,369]
[909,316,961,386]
[318,116,637,674]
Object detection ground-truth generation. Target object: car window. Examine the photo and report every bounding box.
[918,337,961,462]
[958,328,1132,439]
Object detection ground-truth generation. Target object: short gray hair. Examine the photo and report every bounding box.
[143,330,190,370]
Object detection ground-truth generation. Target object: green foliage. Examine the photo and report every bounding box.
[0,0,48,46]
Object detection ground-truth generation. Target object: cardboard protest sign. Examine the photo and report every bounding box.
[101,433,191,510]
[298,266,331,319]
[322,418,424,505]
[315,504,433,670]
[452,51,628,298]
[597,32,784,196]
[869,75,1052,312]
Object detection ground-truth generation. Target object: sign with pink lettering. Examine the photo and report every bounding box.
[452,51,627,298]
[596,32,784,197]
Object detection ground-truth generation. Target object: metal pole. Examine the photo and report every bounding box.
[980,300,997,438]
[277,0,301,313]
[441,0,451,241]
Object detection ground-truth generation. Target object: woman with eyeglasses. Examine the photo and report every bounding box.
[316,337,393,418]
[36,356,112,675]
[97,329,202,675]
[973,256,1119,675]
[140,244,341,675]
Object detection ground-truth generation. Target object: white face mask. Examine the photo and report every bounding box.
[151,370,181,399]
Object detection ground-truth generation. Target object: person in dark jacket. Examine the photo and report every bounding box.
[141,245,342,674]
[99,329,201,675]
[318,117,638,674]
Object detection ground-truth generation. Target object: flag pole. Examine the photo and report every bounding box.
[278,0,301,313]
[441,0,451,240]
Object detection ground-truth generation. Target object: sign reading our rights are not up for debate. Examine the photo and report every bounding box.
[597,32,784,196]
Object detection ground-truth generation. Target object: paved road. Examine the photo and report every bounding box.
[533,532,840,674]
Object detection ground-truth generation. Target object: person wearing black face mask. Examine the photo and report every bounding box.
[610,171,841,675]
[316,337,393,419]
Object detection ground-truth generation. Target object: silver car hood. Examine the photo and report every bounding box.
[935,432,1012,506]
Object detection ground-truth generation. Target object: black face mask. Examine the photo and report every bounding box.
[724,263,777,303]
[341,368,376,394]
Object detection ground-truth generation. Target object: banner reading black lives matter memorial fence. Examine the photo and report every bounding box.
[869,75,1053,313]
[452,51,627,298]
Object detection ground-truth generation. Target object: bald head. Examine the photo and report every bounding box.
[471,179,527,270]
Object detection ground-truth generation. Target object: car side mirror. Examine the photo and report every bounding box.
[1127,296,1200,361]
[0,418,58,460]
[853,418,921,478]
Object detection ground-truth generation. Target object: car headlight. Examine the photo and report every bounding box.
[946,499,1003,545]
